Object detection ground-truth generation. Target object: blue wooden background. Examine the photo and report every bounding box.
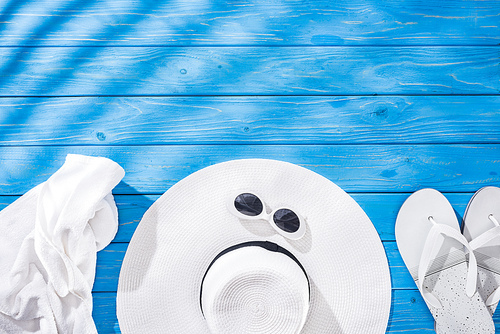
[0,1,499,332]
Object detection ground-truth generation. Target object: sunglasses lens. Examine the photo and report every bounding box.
[273,209,300,233]
[234,193,263,216]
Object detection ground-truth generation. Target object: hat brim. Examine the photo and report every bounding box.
[117,159,391,333]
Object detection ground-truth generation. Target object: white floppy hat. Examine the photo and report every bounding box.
[117,159,391,333]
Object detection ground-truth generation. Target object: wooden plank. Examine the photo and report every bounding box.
[1,96,500,145]
[93,293,120,334]
[1,0,499,46]
[387,290,438,333]
[353,193,470,242]
[0,145,498,195]
[0,47,498,96]
[95,243,127,292]
[91,290,449,333]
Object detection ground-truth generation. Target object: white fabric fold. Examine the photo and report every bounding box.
[0,154,125,333]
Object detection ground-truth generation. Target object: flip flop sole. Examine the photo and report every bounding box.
[463,186,500,314]
[396,188,493,333]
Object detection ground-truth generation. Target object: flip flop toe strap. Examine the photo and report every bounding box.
[418,217,478,309]
[469,216,500,306]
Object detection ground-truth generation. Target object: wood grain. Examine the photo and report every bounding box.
[1,96,500,145]
[0,47,498,96]
[0,145,498,195]
[0,0,499,46]
[0,1,498,331]
[93,293,121,334]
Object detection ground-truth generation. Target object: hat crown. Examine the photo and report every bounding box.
[201,246,310,334]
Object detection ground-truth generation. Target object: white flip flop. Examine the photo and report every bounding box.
[463,186,500,315]
[396,188,494,333]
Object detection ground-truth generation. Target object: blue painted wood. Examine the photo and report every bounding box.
[0,0,499,46]
[0,47,498,96]
[93,293,121,334]
[0,0,498,332]
[1,96,500,145]
[0,145,498,195]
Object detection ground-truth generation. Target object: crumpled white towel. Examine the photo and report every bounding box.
[0,154,125,333]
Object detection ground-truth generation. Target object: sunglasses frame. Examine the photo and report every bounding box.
[226,190,306,240]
